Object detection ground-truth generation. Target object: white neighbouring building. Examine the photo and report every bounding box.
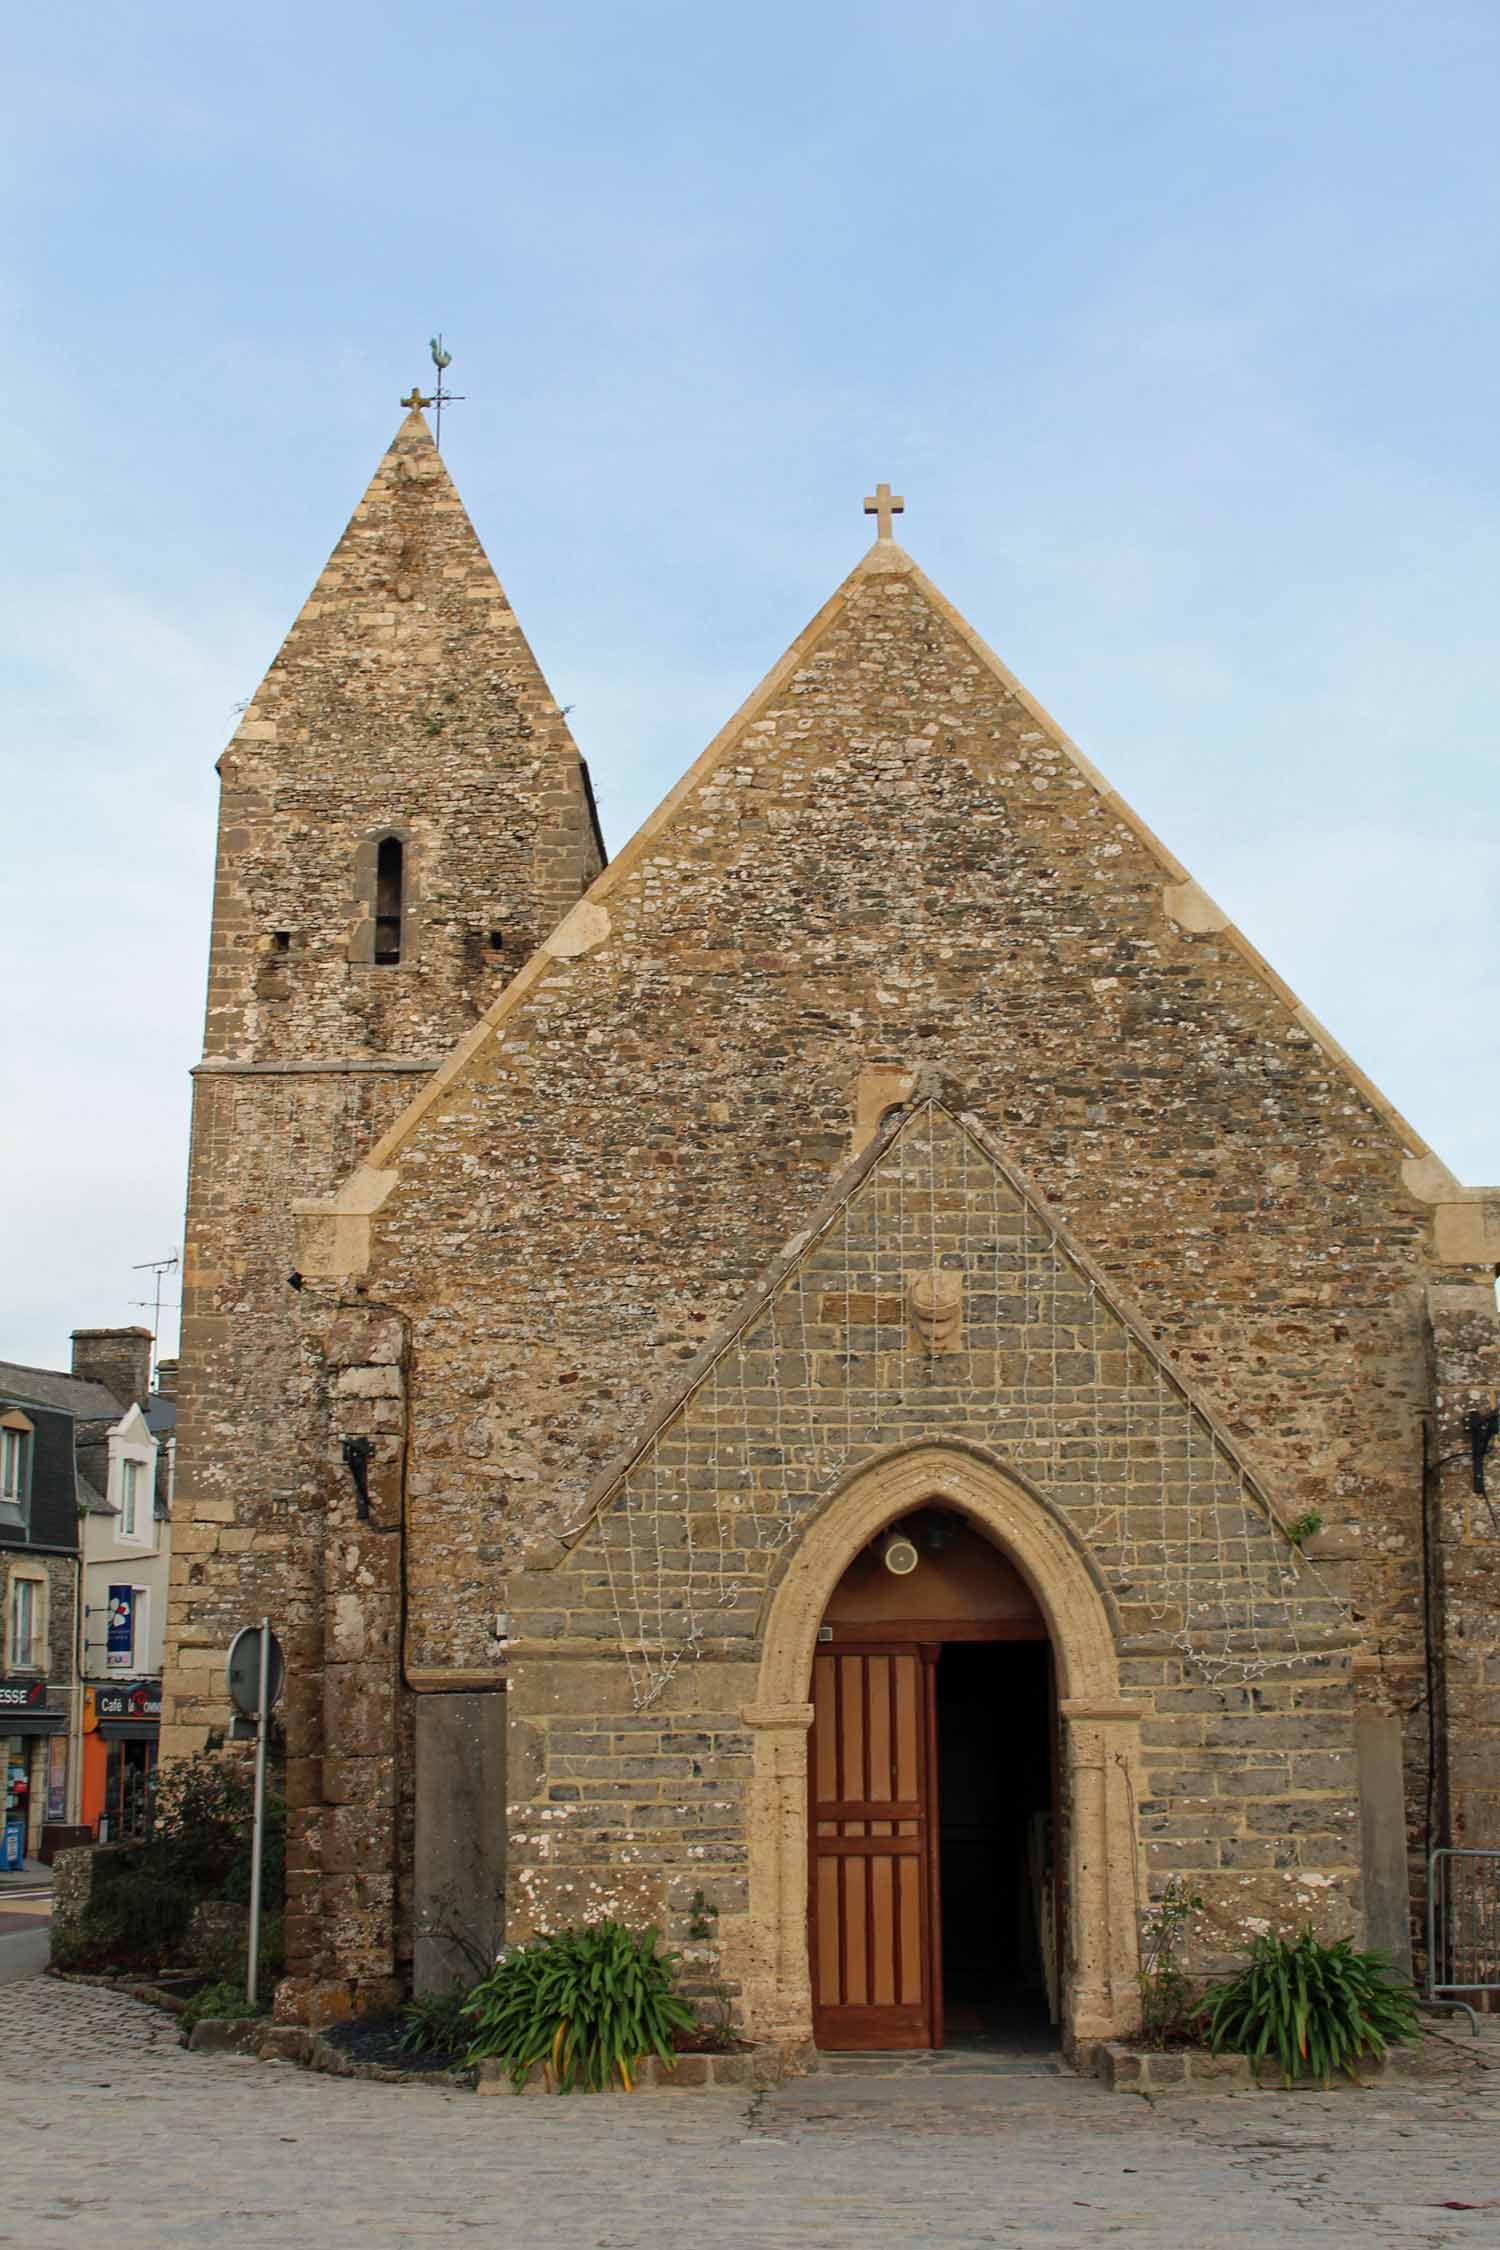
[79,1378,174,1839]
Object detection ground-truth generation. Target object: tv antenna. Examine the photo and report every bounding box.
[131,1253,180,1374]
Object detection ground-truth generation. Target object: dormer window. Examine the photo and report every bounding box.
[374,836,404,964]
[1,1423,28,1503]
[0,1412,32,1531]
[108,1410,156,1549]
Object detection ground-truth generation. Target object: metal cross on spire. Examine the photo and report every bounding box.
[398,336,465,451]
[863,482,905,541]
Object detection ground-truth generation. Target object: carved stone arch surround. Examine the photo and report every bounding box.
[735,1441,1146,2055]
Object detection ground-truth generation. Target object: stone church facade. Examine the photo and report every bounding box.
[162,405,1500,2055]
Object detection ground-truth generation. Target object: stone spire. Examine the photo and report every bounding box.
[203,404,605,1065]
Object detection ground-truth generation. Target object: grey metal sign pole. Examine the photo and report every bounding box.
[228,1619,284,2008]
[247,1616,271,2008]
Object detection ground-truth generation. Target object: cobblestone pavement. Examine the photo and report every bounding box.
[6,1975,1500,2247]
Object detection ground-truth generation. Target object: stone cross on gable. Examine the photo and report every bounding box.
[400,386,434,412]
[863,482,905,542]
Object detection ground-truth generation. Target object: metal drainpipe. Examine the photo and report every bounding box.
[1420,1416,1451,1864]
[70,1531,86,1830]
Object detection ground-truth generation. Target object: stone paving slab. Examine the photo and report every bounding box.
[6,1975,1500,2247]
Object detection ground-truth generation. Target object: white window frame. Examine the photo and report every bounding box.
[1,1425,27,1501]
[109,1418,157,1552]
[0,1415,32,1529]
[7,1569,47,1672]
[120,1458,141,1539]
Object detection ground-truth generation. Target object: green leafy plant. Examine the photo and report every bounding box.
[1137,1876,1203,2048]
[179,1979,264,2032]
[150,1754,286,1907]
[464,1921,695,2092]
[1200,1928,1419,2086]
[697,1978,739,2051]
[150,1756,255,1885]
[56,1752,287,1977]
[187,1903,244,1983]
[63,1864,195,1971]
[1283,1509,1324,1550]
[397,1987,476,2058]
[686,1889,718,1942]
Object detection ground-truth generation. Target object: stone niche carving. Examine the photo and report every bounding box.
[907,1268,963,1354]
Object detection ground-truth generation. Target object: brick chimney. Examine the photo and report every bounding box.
[152,1358,178,1402]
[70,1327,153,1410]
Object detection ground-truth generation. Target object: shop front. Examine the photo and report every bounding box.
[0,1677,68,1864]
[82,1679,160,1842]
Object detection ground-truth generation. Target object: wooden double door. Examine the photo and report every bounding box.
[808,1640,1058,2051]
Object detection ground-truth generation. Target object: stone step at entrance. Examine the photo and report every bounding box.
[812,2047,1072,2079]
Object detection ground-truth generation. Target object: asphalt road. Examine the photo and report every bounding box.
[0,1898,51,1986]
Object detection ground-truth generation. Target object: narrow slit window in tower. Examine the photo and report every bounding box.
[374,836,404,964]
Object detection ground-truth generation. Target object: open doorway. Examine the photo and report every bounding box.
[807,1507,1060,2052]
[937,1642,1055,2046]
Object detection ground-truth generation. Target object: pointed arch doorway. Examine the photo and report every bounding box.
[738,1445,1147,2058]
[808,1514,1060,2049]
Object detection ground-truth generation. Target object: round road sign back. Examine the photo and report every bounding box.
[226,1624,286,1718]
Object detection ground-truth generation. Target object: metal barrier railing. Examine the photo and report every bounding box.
[1426,1848,1500,2032]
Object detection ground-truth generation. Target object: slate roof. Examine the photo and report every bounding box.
[0,1361,122,1420]
[78,1476,116,1517]
[145,1392,176,1437]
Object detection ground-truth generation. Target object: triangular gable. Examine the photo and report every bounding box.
[513,1099,1348,1708]
[299,530,1441,1265]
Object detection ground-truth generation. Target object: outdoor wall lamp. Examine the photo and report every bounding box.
[1465,1408,1499,1497]
[341,1434,372,1520]
[882,1528,920,1576]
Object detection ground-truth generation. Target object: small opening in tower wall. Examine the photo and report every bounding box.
[271,931,291,952]
[374,836,404,964]
[487,929,505,952]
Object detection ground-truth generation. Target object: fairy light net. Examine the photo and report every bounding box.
[584,1102,1348,1708]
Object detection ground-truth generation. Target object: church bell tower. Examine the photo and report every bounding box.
[162,401,604,1758]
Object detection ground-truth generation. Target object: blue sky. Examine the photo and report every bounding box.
[5,1,1498,1368]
